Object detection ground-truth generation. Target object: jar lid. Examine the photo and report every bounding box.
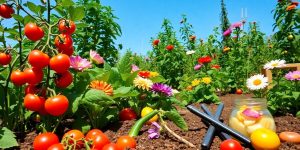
[234,98,267,108]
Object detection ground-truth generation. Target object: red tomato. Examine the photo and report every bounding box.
[54,34,73,51]
[58,46,74,56]
[47,143,64,150]
[28,50,50,68]
[54,71,73,88]
[119,108,137,121]
[33,132,59,150]
[236,89,243,95]
[0,52,11,65]
[24,68,43,85]
[153,39,159,46]
[10,70,27,86]
[38,102,48,116]
[44,95,69,116]
[85,129,110,150]
[24,23,44,41]
[220,139,243,150]
[24,94,45,112]
[0,4,14,19]
[166,45,174,51]
[116,136,136,150]
[102,143,119,150]
[49,54,70,73]
[58,20,76,35]
[62,129,84,148]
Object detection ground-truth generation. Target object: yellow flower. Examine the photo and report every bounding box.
[133,77,153,91]
[202,77,212,84]
[90,80,114,96]
[223,47,230,52]
[150,71,159,78]
[191,79,201,87]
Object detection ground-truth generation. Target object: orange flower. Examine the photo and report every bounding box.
[90,80,113,96]
[286,4,296,11]
[186,85,193,91]
[138,71,151,78]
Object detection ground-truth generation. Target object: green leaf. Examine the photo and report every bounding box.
[61,0,75,7]
[69,6,85,21]
[117,51,132,74]
[82,89,114,106]
[150,75,166,83]
[112,87,139,99]
[11,14,23,23]
[25,2,40,14]
[0,127,18,149]
[164,110,188,131]
[72,118,91,134]
[292,92,300,100]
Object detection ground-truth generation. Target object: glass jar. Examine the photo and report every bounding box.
[229,98,276,137]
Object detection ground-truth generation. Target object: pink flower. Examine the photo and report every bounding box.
[131,64,139,73]
[194,64,203,70]
[148,122,161,139]
[90,50,104,64]
[223,28,232,36]
[70,56,92,71]
[231,22,242,28]
[285,71,300,81]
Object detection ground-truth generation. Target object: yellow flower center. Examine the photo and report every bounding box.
[292,74,300,79]
[271,63,278,67]
[253,79,262,86]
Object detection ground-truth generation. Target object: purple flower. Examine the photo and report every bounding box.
[151,83,173,97]
[148,122,161,139]
[194,64,203,71]
[70,56,92,71]
[131,64,139,73]
[223,28,232,36]
[285,71,300,81]
[90,50,104,64]
[231,22,242,28]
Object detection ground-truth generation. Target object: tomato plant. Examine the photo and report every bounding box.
[24,94,45,112]
[62,130,84,148]
[33,132,59,150]
[235,89,243,95]
[44,95,69,116]
[10,70,27,86]
[28,50,50,69]
[24,68,44,85]
[58,20,76,35]
[220,139,243,150]
[54,34,73,51]
[54,71,73,88]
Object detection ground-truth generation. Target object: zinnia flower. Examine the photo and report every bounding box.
[186,50,195,55]
[211,64,221,70]
[186,85,193,91]
[90,50,104,64]
[138,71,151,78]
[131,64,139,73]
[223,28,232,36]
[90,80,113,96]
[194,64,203,70]
[148,122,161,139]
[285,71,300,81]
[133,77,153,91]
[191,79,201,87]
[150,71,159,78]
[70,56,92,71]
[231,22,243,28]
[263,60,286,70]
[198,56,212,64]
[153,39,160,46]
[246,74,268,90]
[202,77,212,84]
[151,83,173,97]
[286,4,296,11]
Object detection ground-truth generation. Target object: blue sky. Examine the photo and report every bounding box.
[101,0,278,55]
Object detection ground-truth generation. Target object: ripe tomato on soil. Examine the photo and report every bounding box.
[0,4,14,19]
[47,143,64,150]
[62,129,84,148]
[220,139,243,150]
[28,50,50,68]
[85,129,110,150]
[24,68,44,85]
[54,71,73,88]
[10,70,27,86]
[116,135,136,150]
[24,23,44,41]
[119,108,137,121]
[33,132,59,150]
[49,54,70,73]
[58,20,76,35]
[54,34,73,51]
[44,95,69,116]
[24,94,45,112]
[0,52,11,65]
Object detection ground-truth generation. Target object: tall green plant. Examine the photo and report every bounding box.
[220,0,230,44]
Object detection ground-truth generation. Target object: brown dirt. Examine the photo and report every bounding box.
[18,94,300,150]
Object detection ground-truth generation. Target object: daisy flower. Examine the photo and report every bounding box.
[285,71,300,81]
[246,74,268,90]
[186,50,195,55]
[70,56,92,71]
[90,80,113,96]
[133,77,153,91]
[263,60,286,69]
[151,83,173,97]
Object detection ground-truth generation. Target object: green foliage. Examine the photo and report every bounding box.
[164,110,188,131]
[220,0,231,44]
[0,127,18,149]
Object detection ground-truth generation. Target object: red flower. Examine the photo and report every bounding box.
[138,71,151,78]
[166,45,174,51]
[211,64,221,70]
[153,39,159,46]
[198,56,212,64]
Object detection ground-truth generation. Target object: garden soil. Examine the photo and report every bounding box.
[19,94,300,150]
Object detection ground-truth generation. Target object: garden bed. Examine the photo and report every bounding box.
[19,94,300,150]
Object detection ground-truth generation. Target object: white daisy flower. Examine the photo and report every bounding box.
[246,74,268,90]
[263,60,286,70]
[186,50,195,55]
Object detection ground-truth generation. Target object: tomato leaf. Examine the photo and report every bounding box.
[164,110,188,131]
[82,89,114,106]
[0,127,18,149]
[69,6,85,21]
[24,2,40,15]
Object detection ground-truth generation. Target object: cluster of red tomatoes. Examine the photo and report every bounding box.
[33,129,137,150]
[7,19,77,116]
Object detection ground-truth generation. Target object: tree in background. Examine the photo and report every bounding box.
[74,0,122,65]
[220,0,231,44]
